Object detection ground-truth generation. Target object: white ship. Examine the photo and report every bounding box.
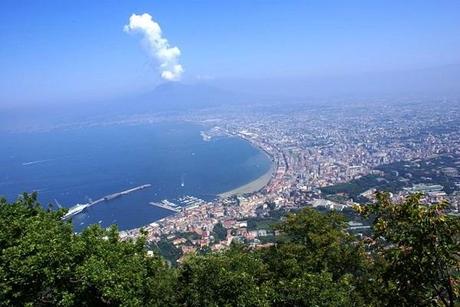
[62,203,89,220]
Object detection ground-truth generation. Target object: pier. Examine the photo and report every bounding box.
[62,184,152,220]
[149,201,181,212]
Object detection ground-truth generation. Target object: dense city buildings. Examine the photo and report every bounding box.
[120,100,460,259]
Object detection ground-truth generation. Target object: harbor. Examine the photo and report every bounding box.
[150,200,181,212]
[62,184,152,220]
[150,196,208,212]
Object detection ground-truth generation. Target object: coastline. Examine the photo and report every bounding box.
[121,128,278,236]
[218,163,274,198]
[218,146,275,198]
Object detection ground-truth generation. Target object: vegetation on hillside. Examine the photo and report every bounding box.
[0,192,458,306]
[321,154,460,200]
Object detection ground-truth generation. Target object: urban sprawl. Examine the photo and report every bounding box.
[120,100,460,261]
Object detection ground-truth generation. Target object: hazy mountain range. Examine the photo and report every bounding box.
[1,64,459,132]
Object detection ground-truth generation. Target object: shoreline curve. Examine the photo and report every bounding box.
[217,136,275,198]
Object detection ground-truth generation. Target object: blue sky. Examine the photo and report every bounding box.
[1,0,459,105]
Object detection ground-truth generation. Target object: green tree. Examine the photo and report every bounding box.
[176,245,271,306]
[71,225,176,306]
[267,271,356,307]
[0,193,76,305]
[261,208,370,305]
[149,238,182,265]
[0,193,176,306]
[176,209,370,306]
[212,222,227,242]
[271,208,369,280]
[3,191,459,306]
[357,192,460,306]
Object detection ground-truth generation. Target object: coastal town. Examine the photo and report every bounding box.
[120,99,460,262]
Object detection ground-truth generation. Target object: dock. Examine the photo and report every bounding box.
[62,184,152,220]
[149,201,181,212]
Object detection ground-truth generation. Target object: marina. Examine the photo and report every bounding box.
[150,200,181,212]
[150,196,208,212]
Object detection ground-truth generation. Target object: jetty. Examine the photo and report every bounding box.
[62,184,152,220]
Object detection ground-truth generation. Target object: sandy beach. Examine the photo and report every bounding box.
[218,163,274,198]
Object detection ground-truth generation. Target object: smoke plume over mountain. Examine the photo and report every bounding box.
[124,13,183,81]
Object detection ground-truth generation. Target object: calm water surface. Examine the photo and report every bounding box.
[0,122,271,230]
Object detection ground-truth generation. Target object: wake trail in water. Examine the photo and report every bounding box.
[22,159,54,166]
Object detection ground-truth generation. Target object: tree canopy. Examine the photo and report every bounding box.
[356,192,460,306]
[0,193,174,306]
[0,192,458,306]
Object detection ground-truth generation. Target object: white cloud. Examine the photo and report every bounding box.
[124,13,184,81]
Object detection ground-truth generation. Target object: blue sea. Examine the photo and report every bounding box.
[0,122,272,231]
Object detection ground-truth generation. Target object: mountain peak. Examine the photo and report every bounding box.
[133,82,238,112]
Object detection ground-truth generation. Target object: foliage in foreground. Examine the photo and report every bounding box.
[0,192,459,306]
[356,193,460,306]
[0,193,175,306]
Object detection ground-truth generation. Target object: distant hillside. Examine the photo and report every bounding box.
[126,82,243,113]
[0,83,246,131]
